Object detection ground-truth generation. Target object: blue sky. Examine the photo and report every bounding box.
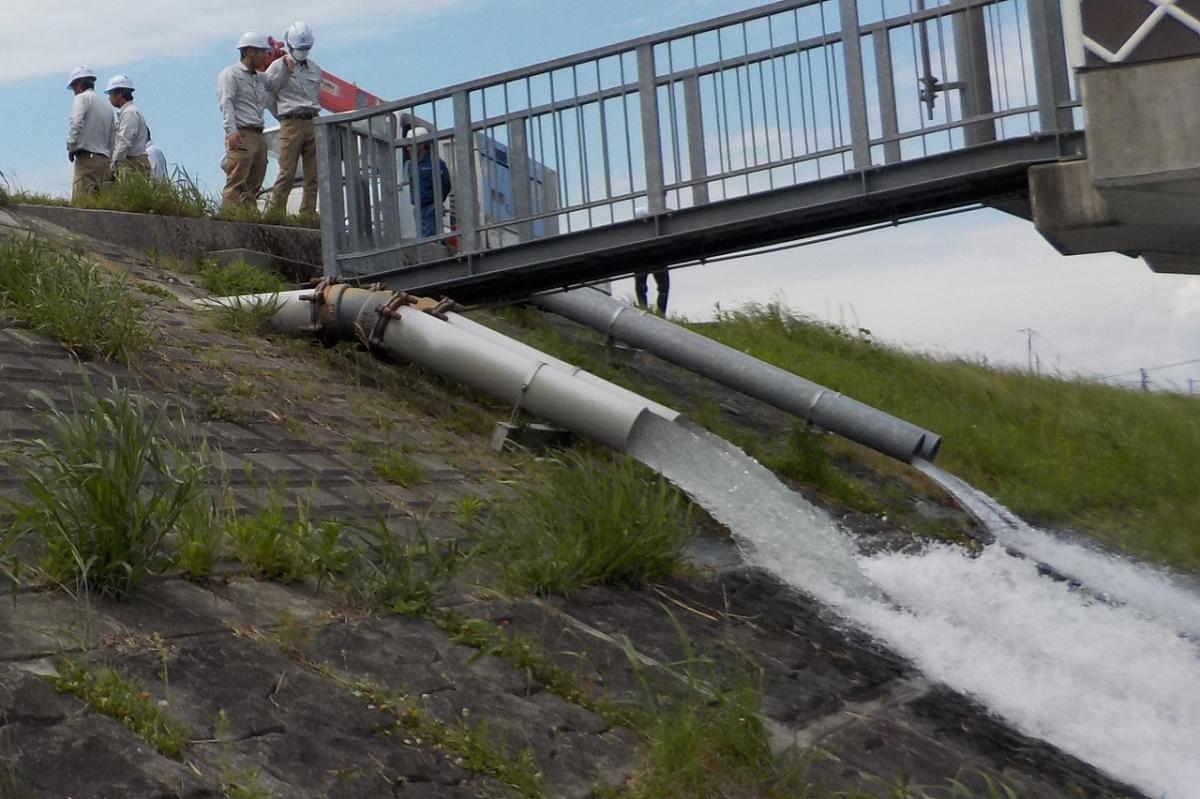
[2,0,1198,391]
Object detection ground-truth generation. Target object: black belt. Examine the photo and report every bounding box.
[71,150,105,159]
[237,126,264,133]
[279,112,317,120]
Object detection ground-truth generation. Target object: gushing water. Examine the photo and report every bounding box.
[627,414,1200,798]
[915,459,1200,638]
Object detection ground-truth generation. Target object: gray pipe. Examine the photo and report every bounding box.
[202,287,655,453]
[531,287,941,463]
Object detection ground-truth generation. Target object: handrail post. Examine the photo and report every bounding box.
[452,90,480,254]
[873,30,902,165]
[954,7,997,145]
[637,44,667,213]
[508,118,535,241]
[837,0,872,170]
[1028,0,1075,133]
[315,122,343,278]
[682,74,710,206]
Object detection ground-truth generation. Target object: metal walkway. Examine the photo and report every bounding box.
[315,0,1083,302]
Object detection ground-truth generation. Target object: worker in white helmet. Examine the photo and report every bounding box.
[217,32,272,209]
[65,66,115,202]
[105,75,152,176]
[264,21,321,219]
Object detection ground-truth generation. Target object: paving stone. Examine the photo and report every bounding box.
[243,451,312,479]
[0,665,215,798]
[114,635,495,798]
[0,592,127,662]
[305,615,637,798]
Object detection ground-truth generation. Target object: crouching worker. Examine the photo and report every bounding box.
[106,75,152,177]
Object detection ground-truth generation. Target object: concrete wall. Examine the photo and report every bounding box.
[16,205,322,282]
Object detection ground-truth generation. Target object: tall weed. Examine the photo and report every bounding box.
[5,379,212,597]
[0,235,150,362]
[345,515,462,615]
[486,451,694,595]
[227,485,354,585]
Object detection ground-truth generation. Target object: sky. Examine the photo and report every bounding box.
[1,0,1197,393]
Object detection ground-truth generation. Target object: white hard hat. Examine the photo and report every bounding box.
[634,206,650,218]
[66,66,96,89]
[236,31,270,51]
[284,21,314,51]
[105,74,135,93]
[404,126,431,139]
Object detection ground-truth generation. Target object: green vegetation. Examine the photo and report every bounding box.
[77,169,214,218]
[0,235,150,363]
[358,682,543,798]
[436,612,640,728]
[453,494,485,529]
[485,451,694,595]
[216,710,269,799]
[689,302,1200,570]
[5,380,212,597]
[208,294,282,337]
[345,516,462,616]
[197,259,287,297]
[173,495,226,582]
[371,448,426,486]
[226,485,354,585]
[48,658,191,759]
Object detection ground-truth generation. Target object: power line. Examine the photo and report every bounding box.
[1100,356,1200,380]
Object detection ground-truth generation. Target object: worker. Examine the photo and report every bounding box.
[145,142,169,180]
[634,269,670,315]
[217,32,271,210]
[264,21,321,219]
[65,66,115,202]
[403,126,452,238]
[631,208,670,314]
[105,75,152,176]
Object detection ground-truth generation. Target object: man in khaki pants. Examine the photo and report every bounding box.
[106,74,152,177]
[265,21,321,219]
[217,32,271,210]
[65,66,115,202]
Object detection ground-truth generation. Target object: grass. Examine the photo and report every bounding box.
[372,449,426,486]
[48,657,191,759]
[208,294,283,337]
[76,168,214,218]
[226,484,354,585]
[688,302,1200,570]
[344,515,462,616]
[4,379,213,598]
[0,235,150,363]
[484,450,694,595]
[435,612,641,728]
[197,259,287,297]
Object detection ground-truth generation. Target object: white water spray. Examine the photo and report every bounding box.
[627,414,1200,798]
[915,459,1200,638]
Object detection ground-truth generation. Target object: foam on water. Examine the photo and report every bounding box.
[915,460,1200,638]
[626,414,1200,798]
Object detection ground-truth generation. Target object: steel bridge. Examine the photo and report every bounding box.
[315,0,1086,302]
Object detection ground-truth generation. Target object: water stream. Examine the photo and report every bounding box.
[627,413,1200,798]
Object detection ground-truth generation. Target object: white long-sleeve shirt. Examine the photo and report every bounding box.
[66,89,115,157]
[146,143,169,179]
[264,57,322,118]
[217,61,267,135]
[112,102,151,164]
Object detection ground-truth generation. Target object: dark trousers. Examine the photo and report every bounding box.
[634,270,670,314]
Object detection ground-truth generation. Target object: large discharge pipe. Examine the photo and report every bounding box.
[531,287,941,463]
[209,286,661,452]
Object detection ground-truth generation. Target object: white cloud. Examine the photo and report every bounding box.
[0,0,474,86]
[1171,281,1200,321]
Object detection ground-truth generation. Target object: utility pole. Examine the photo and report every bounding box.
[1140,368,1151,392]
[1020,328,1035,373]
[1189,378,1196,395]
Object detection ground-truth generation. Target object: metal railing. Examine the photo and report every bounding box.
[315,0,1077,279]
